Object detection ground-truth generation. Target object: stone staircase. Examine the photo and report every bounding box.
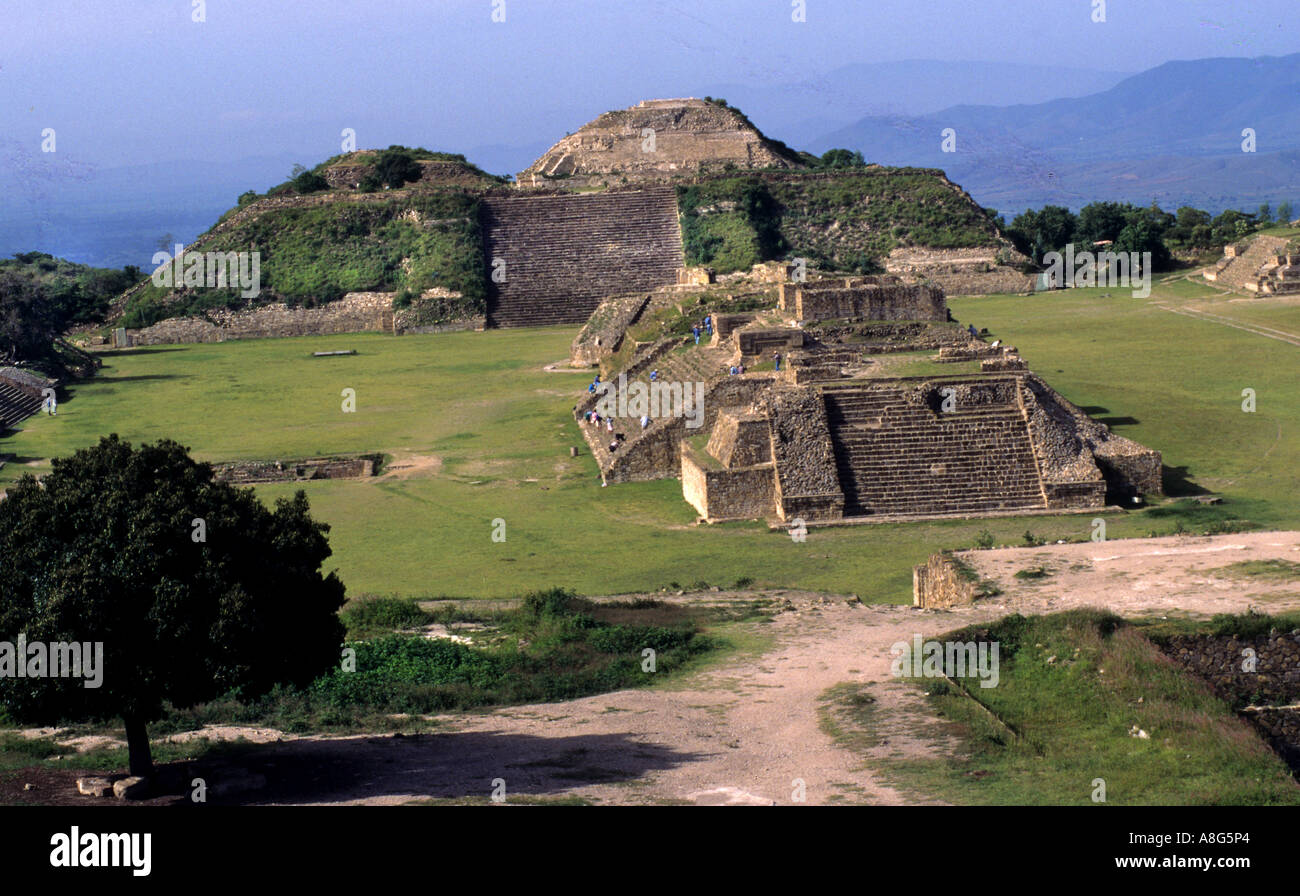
[1208,235,1291,292]
[0,381,44,429]
[482,188,684,328]
[580,340,733,472]
[821,381,1047,517]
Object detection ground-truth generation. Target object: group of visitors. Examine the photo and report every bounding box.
[692,315,713,345]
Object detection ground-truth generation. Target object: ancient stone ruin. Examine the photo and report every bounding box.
[518,98,803,190]
[482,188,684,328]
[1204,235,1300,295]
[573,276,1161,524]
[0,367,54,430]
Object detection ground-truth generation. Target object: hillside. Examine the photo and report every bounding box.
[111,110,1017,332]
[116,149,499,330]
[679,168,1012,274]
[0,252,140,326]
[813,53,1300,214]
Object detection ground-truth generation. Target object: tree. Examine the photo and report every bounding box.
[0,270,58,365]
[360,147,423,191]
[1008,205,1077,260]
[818,148,866,169]
[1277,201,1293,225]
[0,436,346,777]
[1074,201,1138,245]
[290,170,330,194]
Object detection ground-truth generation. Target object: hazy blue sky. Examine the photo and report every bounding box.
[3,0,1296,165]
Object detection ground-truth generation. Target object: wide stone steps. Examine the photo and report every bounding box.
[582,344,730,469]
[1218,236,1291,291]
[823,387,1046,517]
[0,383,43,428]
[483,188,684,328]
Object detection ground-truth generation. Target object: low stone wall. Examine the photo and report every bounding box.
[212,454,380,484]
[681,446,776,520]
[707,409,772,467]
[1159,631,1300,772]
[131,292,395,344]
[913,553,978,608]
[1161,632,1300,704]
[781,280,947,322]
[570,293,651,367]
[738,328,804,358]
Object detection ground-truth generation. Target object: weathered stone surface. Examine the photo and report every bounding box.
[570,293,652,367]
[518,98,804,190]
[483,189,684,328]
[780,278,946,323]
[130,292,395,345]
[76,776,114,798]
[913,554,979,608]
[113,776,149,800]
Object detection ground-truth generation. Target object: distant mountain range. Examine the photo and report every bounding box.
[810,53,1300,216]
[2,54,1296,268]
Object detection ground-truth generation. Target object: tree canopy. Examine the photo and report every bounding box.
[0,435,346,775]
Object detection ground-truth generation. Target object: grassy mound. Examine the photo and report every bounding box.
[859,610,1300,804]
[678,168,1006,274]
[122,191,486,328]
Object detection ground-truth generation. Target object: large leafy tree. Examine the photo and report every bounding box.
[0,435,346,776]
[0,270,58,365]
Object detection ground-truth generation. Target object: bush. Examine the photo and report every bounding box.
[339,596,431,638]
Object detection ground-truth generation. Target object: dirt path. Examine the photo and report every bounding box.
[40,532,1294,806]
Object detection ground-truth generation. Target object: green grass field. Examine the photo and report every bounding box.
[2,275,1296,600]
[827,610,1300,805]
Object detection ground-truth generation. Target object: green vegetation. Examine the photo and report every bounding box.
[5,270,1299,599]
[122,190,486,327]
[857,611,1300,804]
[1006,200,1279,267]
[0,252,141,328]
[1208,559,1300,583]
[0,435,345,775]
[678,169,1003,274]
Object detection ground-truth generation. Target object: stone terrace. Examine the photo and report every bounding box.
[0,368,51,430]
[820,378,1048,517]
[482,188,685,328]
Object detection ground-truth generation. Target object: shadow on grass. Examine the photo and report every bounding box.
[1162,465,1210,497]
[155,730,703,805]
[1097,416,1140,428]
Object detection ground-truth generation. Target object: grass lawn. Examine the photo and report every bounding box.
[839,610,1300,805]
[1,276,1297,600]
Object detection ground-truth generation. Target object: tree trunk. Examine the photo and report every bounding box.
[123,715,153,778]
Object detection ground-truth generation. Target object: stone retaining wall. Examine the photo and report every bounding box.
[131,292,394,344]
[212,454,381,484]
[913,553,978,608]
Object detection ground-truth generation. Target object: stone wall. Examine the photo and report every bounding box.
[913,553,978,608]
[130,292,395,344]
[482,188,684,327]
[707,409,772,467]
[769,386,845,521]
[1021,373,1162,501]
[1159,631,1300,771]
[737,328,805,358]
[780,279,946,322]
[884,247,1035,296]
[570,293,651,367]
[212,454,380,484]
[681,446,777,521]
